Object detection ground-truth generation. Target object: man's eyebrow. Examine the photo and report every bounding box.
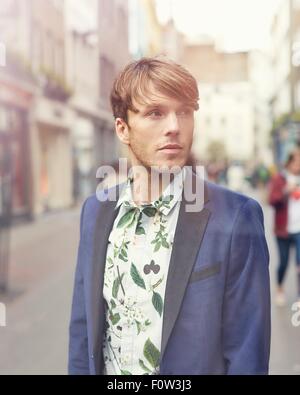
[142,103,165,110]
[142,103,192,111]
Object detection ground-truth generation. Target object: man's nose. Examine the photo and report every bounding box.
[165,112,179,135]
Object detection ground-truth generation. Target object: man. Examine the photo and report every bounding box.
[68,57,271,375]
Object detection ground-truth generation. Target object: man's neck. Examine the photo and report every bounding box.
[130,167,175,206]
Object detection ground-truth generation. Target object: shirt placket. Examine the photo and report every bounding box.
[119,208,145,372]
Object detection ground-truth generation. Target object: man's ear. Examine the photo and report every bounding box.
[115,118,130,145]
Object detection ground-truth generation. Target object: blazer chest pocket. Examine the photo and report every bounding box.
[189,262,221,283]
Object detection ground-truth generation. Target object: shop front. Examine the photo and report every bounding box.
[0,78,33,219]
[31,96,73,215]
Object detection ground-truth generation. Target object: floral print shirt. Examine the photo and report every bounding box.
[102,170,185,375]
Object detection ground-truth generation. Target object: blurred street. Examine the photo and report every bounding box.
[0,189,299,375]
[0,205,81,375]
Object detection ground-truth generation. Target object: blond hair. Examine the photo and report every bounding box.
[110,57,199,122]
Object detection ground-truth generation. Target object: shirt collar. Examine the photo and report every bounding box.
[116,168,186,216]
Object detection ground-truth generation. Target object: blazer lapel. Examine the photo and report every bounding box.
[90,185,123,373]
[89,174,211,372]
[160,174,211,360]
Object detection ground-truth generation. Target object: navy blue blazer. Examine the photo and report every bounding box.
[68,176,271,375]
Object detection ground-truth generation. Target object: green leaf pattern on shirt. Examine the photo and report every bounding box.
[152,291,163,317]
[143,338,160,368]
[103,182,182,375]
[130,263,146,289]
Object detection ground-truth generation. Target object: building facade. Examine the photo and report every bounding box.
[29,0,73,216]
[183,42,273,164]
[0,0,131,217]
[0,0,36,218]
[0,0,74,218]
[98,0,130,164]
[129,0,183,61]
[271,0,300,118]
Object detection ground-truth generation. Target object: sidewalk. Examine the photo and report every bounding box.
[247,187,300,374]
[0,206,82,374]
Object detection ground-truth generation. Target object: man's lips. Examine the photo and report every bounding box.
[158,144,183,151]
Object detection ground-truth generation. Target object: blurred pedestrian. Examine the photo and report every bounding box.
[268,150,300,305]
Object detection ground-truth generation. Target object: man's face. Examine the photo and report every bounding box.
[117,87,195,172]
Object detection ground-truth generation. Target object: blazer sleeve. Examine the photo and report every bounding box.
[222,198,271,375]
[68,200,90,375]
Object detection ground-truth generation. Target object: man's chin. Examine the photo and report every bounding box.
[130,156,188,174]
[150,161,186,174]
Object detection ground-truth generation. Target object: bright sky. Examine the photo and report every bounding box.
[155,0,283,51]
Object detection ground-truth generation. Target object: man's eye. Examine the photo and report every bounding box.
[148,110,162,118]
